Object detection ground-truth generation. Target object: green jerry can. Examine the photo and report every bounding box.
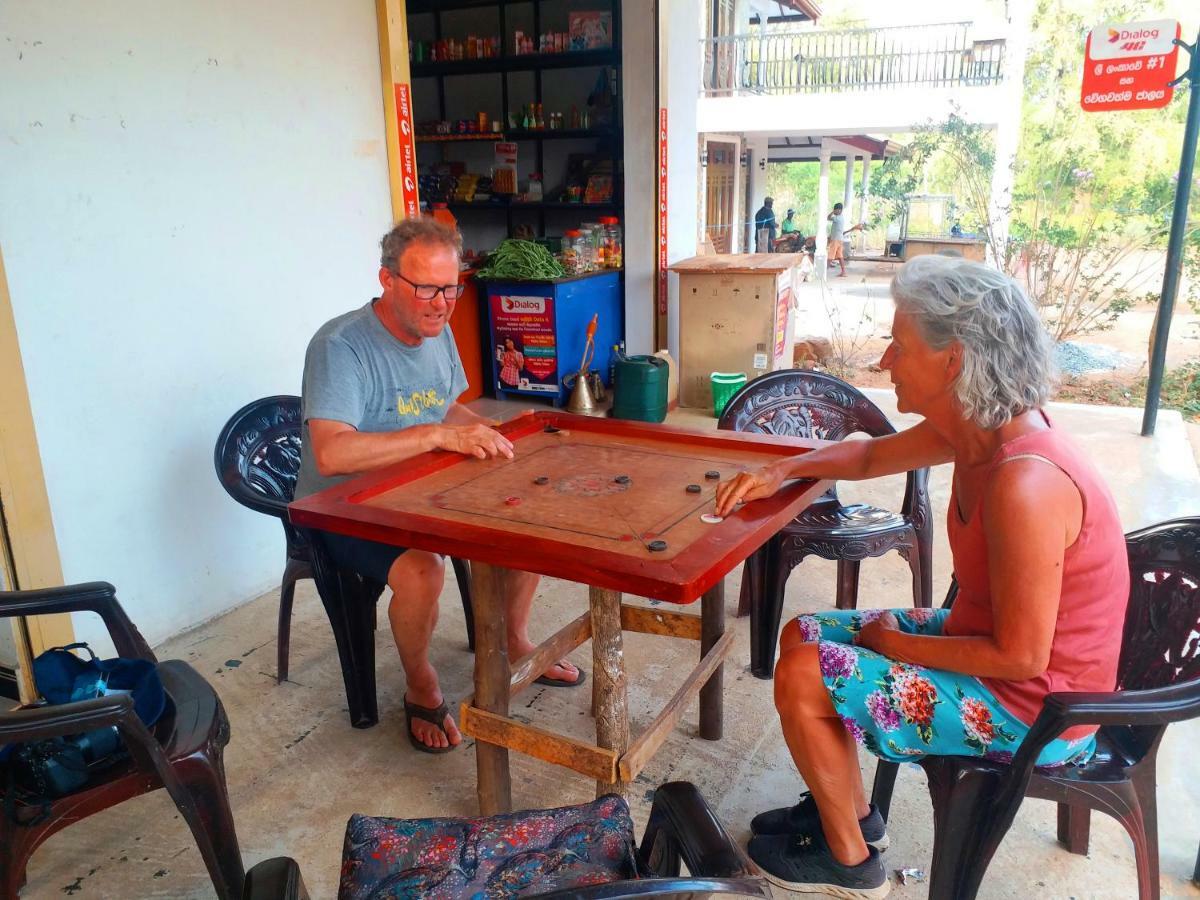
[611,354,669,423]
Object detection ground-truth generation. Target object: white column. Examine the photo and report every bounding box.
[745,135,768,253]
[622,0,657,355]
[842,156,855,259]
[815,140,831,278]
[731,136,745,253]
[988,0,1033,267]
[662,0,701,361]
[859,157,871,252]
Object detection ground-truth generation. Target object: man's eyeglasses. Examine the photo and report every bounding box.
[390,270,464,301]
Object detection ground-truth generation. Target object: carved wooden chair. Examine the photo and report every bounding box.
[0,583,244,899]
[214,396,474,727]
[869,516,1200,899]
[718,370,933,678]
[240,782,767,899]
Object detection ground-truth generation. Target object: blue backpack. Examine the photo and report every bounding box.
[1,643,166,782]
[30,643,166,728]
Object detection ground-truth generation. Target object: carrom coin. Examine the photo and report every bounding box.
[505,496,522,506]
[686,484,702,493]
[544,425,561,434]
[614,475,631,485]
[704,470,721,480]
[700,513,723,524]
[534,476,550,485]
[648,540,668,552]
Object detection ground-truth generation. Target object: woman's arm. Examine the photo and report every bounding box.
[714,419,953,516]
[860,458,1083,680]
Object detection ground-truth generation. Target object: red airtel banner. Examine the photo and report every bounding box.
[393,83,420,217]
[1081,19,1181,112]
[657,107,668,316]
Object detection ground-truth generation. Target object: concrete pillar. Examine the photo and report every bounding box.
[987,0,1033,267]
[622,0,657,355]
[745,135,768,253]
[815,140,831,279]
[662,0,701,361]
[731,136,745,253]
[841,156,855,259]
[859,157,871,252]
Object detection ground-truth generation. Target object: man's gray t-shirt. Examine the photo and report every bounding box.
[829,213,846,242]
[295,300,469,499]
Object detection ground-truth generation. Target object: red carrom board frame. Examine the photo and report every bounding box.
[289,410,829,813]
[289,411,825,603]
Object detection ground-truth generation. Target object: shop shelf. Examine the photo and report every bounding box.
[412,49,618,78]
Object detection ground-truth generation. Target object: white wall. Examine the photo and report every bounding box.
[0,2,393,648]
[622,0,657,356]
[697,83,1009,135]
[662,0,701,362]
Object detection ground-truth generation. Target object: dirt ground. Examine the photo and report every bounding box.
[800,259,1200,414]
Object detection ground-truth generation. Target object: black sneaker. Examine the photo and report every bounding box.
[747,829,891,899]
[750,792,890,850]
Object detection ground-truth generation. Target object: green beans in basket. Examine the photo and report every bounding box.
[476,239,566,281]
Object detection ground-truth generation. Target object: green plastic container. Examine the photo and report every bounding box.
[612,355,669,423]
[710,372,747,417]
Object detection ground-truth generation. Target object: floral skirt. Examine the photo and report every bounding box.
[797,609,1095,767]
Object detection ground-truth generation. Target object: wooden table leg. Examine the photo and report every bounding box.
[699,579,725,741]
[471,562,513,815]
[590,586,629,798]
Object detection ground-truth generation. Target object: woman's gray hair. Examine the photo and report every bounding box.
[891,255,1056,430]
[380,217,461,270]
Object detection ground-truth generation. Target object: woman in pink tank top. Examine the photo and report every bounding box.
[714,255,1130,898]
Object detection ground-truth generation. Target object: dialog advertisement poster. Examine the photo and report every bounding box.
[490,294,558,393]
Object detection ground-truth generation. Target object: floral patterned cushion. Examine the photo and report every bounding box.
[338,794,638,899]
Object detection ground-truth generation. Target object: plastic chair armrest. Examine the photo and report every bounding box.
[636,782,755,879]
[0,582,155,661]
[994,679,1200,828]
[242,857,310,900]
[0,694,136,744]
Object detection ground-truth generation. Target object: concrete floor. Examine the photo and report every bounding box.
[19,395,1200,899]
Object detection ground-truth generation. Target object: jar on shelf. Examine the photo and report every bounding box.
[561,230,587,275]
[580,222,601,270]
[600,216,623,269]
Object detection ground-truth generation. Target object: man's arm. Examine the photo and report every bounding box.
[308,416,514,478]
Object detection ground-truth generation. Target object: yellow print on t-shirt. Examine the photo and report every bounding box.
[396,388,447,417]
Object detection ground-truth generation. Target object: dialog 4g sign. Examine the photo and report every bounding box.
[1081,19,1181,112]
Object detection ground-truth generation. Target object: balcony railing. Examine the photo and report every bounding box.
[701,22,1006,96]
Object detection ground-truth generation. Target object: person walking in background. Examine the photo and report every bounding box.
[828,202,863,277]
[754,197,778,253]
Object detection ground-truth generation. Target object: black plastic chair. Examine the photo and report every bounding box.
[0,583,244,899]
[240,782,767,899]
[214,396,475,726]
[718,370,933,678]
[870,516,1200,899]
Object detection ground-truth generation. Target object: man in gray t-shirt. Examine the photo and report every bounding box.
[297,218,584,753]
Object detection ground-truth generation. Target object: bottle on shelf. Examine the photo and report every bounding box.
[600,216,623,269]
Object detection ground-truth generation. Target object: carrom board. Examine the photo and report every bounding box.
[289,411,828,604]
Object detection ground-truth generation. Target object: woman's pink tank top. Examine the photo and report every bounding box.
[944,415,1130,740]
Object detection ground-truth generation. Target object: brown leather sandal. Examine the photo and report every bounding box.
[403,696,458,754]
